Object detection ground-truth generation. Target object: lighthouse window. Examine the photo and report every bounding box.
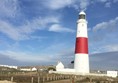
[82,24,84,26]
[79,15,85,19]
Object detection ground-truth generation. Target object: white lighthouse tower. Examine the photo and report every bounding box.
[74,11,89,73]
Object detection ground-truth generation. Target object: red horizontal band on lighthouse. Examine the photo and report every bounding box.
[75,37,88,54]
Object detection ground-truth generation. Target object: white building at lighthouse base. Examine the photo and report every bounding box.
[49,61,107,76]
[50,62,117,78]
[54,61,75,73]
[49,61,91,75]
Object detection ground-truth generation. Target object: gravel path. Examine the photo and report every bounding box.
[0,80,16,83]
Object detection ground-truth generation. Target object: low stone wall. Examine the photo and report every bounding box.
[50,71,107,76]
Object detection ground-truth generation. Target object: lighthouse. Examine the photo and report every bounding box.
[53,11,107,76]
[74,11,89,73]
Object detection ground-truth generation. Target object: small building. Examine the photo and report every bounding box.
[56,61,64,71]
[107,71,118,78]
[32,67,37,71]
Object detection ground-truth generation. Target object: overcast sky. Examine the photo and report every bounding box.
[0,0,118,66]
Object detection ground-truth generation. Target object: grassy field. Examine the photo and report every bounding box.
[0,67,118,83]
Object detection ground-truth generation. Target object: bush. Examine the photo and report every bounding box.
[48,67,56,71]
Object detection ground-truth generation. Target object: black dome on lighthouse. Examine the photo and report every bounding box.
[79,11,86,19]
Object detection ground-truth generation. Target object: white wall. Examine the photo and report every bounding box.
[0,65,17,69]
[20,68,31,71]
[107,71,118,78]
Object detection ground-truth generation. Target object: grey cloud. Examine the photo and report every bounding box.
[90,51,118,70]
[89,17,118,42]
[93,17,118,32]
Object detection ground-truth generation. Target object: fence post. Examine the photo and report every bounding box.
[38,76,40,83]
[70,76,74,83]
[31,77,33,83]
[47,76,49,82]
[50,76,52,81]
[43,77,45,83]
[11,76,13,82]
